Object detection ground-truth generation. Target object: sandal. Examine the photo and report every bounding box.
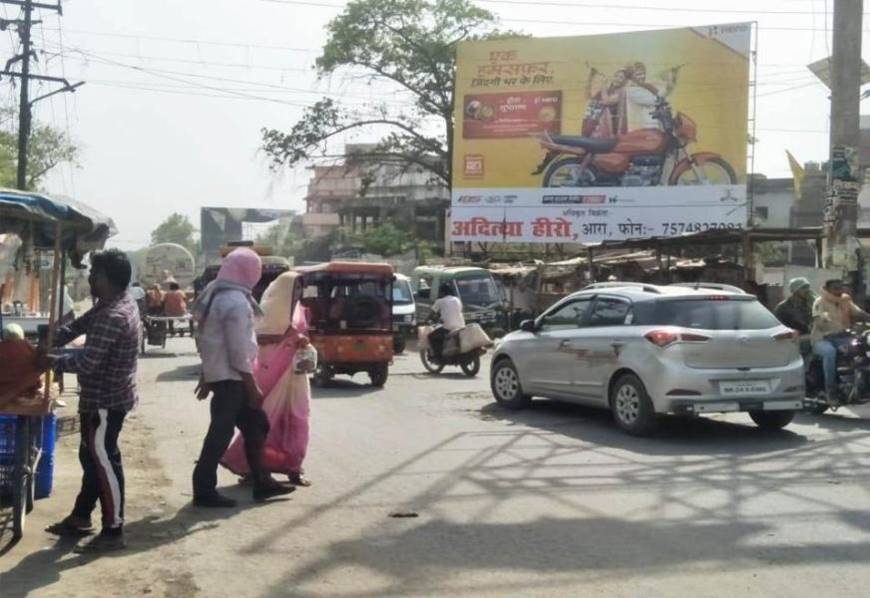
[288,472,312,487]
[46,517,94,537]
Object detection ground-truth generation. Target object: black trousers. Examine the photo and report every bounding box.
[429,326,449,358]
[72,409,127,531]
[192,380,270,497]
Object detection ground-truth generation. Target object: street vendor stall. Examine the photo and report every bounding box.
[0,189,115,541]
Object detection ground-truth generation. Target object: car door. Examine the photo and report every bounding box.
[519,296,593,399]
[570,294,633,402]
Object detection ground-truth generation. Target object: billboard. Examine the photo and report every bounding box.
[451,23,752,244]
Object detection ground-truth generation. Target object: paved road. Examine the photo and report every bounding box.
[5,336,870,597]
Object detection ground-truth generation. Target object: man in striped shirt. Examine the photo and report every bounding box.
[40,249,140,553]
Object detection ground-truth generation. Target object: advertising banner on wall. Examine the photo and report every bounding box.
[451,23,751,244]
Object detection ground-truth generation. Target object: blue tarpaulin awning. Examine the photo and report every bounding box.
[0,188,116,255]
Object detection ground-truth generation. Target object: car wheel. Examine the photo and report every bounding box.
[394,336,406,355]
[610,373,657,436]
[490,359,530,409]
[460,355,481,377]
[749,410,795,430]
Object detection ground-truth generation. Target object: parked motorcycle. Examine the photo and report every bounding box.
[805,328,870,414]
[418,324,490,377]
[532,97,737,188]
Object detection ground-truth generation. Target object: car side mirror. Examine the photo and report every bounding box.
[520,319,537,333]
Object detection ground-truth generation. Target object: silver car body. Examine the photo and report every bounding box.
[492,284,805,415]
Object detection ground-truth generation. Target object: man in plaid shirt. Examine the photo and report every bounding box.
[40,249,140,553]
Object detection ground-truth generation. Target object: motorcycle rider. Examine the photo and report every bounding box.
[428,283,466,360]
[774,277,814,354]
[811,279,870,401]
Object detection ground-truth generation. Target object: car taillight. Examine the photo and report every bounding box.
[645,330,710,347]
[773,330,798,341]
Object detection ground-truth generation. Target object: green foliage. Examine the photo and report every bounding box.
[256,220,296,257]
[261,0,520,186]
[150,213,198,255]
[0,107,79,190]
[354,223,412,257]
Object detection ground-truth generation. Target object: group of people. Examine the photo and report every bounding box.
[774,277,870,401]
[34,247,313,552]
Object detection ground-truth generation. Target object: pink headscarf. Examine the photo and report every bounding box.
[217,248,262,290]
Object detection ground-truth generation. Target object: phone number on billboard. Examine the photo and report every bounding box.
[661,222,744,235]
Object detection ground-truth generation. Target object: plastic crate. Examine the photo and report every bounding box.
[35,414,57,499]
[0,414,57,499]
[0,415,17,496]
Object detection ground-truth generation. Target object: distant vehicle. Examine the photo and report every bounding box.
[490,282,803,436]
[297,261,395,388]
[140,243,196,289]
[197,243,290,302]
[410,266,506,333]
[392,274,416,354]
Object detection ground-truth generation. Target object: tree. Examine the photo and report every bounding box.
[0,107,79,190]
[150,213,198,254]
[354,223,412,257]
[256,220,296,257]
[261,0,516,187]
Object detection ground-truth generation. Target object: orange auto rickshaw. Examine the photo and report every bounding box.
[296,261,395,387]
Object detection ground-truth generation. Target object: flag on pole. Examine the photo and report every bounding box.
[786,150,805,199]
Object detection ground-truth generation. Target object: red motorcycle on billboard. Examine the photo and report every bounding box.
[531,97,737,188]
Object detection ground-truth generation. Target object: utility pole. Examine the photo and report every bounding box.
[0,0,82,191]
[825,0,864,279]
[15,0,32,191]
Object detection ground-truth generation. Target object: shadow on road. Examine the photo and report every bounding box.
[479,399,808,457]
[312,378,383,399]
[0,501,274,597]
[155,364,200,382]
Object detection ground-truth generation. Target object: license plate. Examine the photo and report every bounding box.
[720,380,771,396]
[696,401,740,413]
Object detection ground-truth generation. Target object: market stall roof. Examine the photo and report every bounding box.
[583,227,824,251]
[0,189,116,254]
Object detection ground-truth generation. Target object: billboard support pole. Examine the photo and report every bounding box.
[824,0,863,290]
[747,22,759,230]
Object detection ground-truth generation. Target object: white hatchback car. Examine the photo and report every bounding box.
[490,283,804,435]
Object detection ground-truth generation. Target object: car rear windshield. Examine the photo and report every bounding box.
[636,298,781,330]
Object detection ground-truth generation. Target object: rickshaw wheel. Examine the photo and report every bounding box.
[312,365,333,388]
[369,364,389,387]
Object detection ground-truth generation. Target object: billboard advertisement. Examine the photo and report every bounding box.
[451,23,751,244]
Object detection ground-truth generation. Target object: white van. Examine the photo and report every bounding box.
[392,273,416,353]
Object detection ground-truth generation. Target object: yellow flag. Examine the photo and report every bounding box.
[786,150,805,199]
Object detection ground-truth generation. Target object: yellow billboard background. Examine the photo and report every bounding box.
[453,25,750,188]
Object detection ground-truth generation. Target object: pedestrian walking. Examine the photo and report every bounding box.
[220,271,314,486]
[40,249,141,553]
[191,247,294,507]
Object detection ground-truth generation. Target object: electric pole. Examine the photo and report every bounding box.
[0,0,83,191]
[825,0,864,277]
[15,0,32,191]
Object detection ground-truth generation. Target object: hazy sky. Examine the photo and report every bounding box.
[0,0,860,248]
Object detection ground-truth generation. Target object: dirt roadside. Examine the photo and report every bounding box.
[1,399,199,598]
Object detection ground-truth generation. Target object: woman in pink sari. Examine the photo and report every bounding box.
[220,271,313,486]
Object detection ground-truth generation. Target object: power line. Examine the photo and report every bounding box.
[41,26,316,53]
[40,43,313,74]
[260,0,834,15]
